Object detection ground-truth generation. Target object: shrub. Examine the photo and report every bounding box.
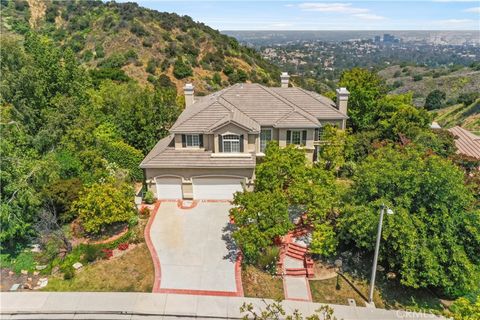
[143,190,155,204]
[457,93,479,107]
[83,245,104,262]
[63,266,75,280]
[139,206,151,217]
[118,243,129,251]
[256,246,279,274]
[412,74,423,81]
[424,89,446,110]
[173,59,193,79]
[72,182,136,234]
[102,248,113,259]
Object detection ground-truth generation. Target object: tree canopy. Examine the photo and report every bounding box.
[338,146,480,297]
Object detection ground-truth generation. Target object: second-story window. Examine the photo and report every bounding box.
[260,129,272,152]
[222,134,241,153]
[182,134,201,147]
[287,130,307,146]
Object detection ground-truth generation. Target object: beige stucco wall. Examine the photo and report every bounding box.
[145,167,255,198]
[213,123,249,153]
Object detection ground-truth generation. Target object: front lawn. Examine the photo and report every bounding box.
[44,243,153,292]
[310,272,445,314]
[242,265,284,300]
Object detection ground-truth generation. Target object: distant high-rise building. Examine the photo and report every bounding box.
[374,35,381,43]
[383,33,395,43]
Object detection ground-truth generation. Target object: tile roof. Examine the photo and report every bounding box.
[448,126,480,159]
[170,83,347,133]
[140,147,256,169]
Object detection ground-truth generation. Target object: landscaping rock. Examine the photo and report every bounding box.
[9,284,20,291]
[27,277,32,282]
[334,259,343,268]
[387,272,397,280]
[376,265,385,272]
[36,265,47,271]
[23,283,32,290]
[8,271,14,276]
[20,270,28,275]
[72,262,83,270]
[37,278,48,288]
[33,271,40,276]
[30,244,41,253]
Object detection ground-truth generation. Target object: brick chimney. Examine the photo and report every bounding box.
[184,83,195,107]
[335,87,349,115]
[280,72,290,88]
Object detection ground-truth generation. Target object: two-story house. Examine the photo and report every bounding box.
[140,73,349,200]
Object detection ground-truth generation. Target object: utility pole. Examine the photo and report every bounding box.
[369,203,393,304]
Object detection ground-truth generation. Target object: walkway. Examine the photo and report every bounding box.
[145,201,242,296]
[278,232,314,302]
[0,292,446,319]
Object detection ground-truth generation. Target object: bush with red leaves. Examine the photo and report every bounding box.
[102,248,113,259]
[118,243,129,251]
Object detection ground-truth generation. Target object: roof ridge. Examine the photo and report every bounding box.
[258,85,320,125]
[296,87,347,117]
[275,109,320,126]
[170,85,238,131]
[217,97,260,129]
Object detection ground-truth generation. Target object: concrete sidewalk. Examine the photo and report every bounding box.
[0,292,445,320]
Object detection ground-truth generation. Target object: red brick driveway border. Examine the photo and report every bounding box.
[143,200,244,297]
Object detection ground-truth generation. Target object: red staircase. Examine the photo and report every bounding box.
[277,234,315,278]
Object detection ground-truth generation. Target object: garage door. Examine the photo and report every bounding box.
[193,177,244,200]
[156,177,182,199]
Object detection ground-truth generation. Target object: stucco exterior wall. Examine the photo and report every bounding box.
[145,167,255,198]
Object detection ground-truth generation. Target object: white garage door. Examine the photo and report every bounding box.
[156,177,182,199]
[193,177,244,200]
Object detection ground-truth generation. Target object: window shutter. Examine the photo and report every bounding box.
[218,135,223,152]
[314,128,319,141]
[240,134,244,152]
[302,130,307,145]
[182,134,186,147]
[199,134,204,148]
[286,130,291,144]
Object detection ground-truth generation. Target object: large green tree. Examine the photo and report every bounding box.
[231,190,292,264]
[338,68,387,131]
[339,146,480,297]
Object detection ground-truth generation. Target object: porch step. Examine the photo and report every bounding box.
[285,250,305,260]
[285,268,308,276]
[288,243,308,254]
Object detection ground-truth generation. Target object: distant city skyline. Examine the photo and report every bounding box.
[121,0,480,30]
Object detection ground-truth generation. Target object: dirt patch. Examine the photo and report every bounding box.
[312,260,337,280]
[1,268,46,292]
[242,265,284,300]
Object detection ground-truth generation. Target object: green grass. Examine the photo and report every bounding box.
[310,273,445,314]
[44,243,153,292]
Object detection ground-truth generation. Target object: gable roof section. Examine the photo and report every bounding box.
[448,126,480,159]
[275,110,320,128]
[140,134,174,167]
[170,83,347,133]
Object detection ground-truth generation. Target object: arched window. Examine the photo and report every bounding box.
[222,134,240,153]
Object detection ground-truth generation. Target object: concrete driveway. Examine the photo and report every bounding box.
[146,201,242,296]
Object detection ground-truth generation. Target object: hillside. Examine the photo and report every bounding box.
[433,100,480,135]
[378,65,480,107]
[1,0,280,93]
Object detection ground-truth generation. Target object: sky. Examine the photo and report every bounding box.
[121,0,480,30]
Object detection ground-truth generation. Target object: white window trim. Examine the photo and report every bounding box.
[260,128,273,152]
[288,130,303,146]
[185,134,200,148]
[222,134,241,153]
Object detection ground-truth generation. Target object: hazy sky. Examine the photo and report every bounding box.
[122,0,480,30]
